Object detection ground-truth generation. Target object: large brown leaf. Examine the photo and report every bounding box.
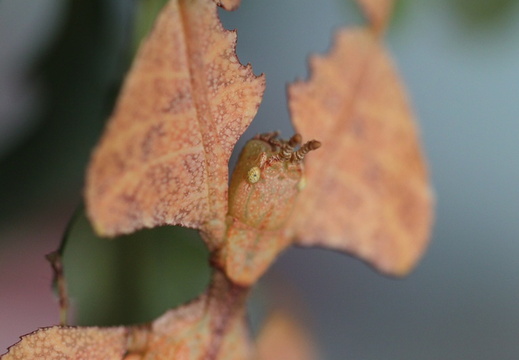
[85,0,265,243]
[287,28,434,275]
[140,271,251,360]
[2,327,128,360]
[1,271,251,360]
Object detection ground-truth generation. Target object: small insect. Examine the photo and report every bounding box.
[216,132,320,284]
[229,132,320,230]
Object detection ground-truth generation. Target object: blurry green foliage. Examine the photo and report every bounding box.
[61,211,210,326]
[344,0,519,32]
[0,0,135,227]
[133,0,169,53]
[449,0,519,27]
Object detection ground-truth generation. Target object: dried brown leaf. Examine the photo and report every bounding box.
[356,0,394,33]
[2,327,128,360]
[1,272,251,360]
[256,311,318,360]
[287,28,434,275]
[85,0,265,244]
[140,271,251,360]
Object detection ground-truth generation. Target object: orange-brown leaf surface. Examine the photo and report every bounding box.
[85,0,265,243]
[140,271,251,360]
[287,28,434,275]
[355,0,394,33]
[2,327,128,360]
[256,311,318,360]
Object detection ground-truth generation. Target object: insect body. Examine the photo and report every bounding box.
[215,133,320,285]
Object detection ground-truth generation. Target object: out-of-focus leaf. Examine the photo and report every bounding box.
[355,0,394,33]
[256,311,319,360]
[287,28,434,275]
[85,0,265,244]
[212,0,241,11]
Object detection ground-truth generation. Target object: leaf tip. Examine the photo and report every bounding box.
[212,0,241,11]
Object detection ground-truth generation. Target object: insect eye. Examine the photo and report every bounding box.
[247,166,261,184]
[297,176,307,191]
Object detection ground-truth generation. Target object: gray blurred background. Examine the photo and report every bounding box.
[1,0,519,359]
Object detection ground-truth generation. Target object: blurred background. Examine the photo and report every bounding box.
[1,0,519,358]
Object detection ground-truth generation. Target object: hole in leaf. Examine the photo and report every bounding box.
[60,209,210,326]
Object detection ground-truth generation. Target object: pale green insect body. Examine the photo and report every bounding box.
[217,133,320,285]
